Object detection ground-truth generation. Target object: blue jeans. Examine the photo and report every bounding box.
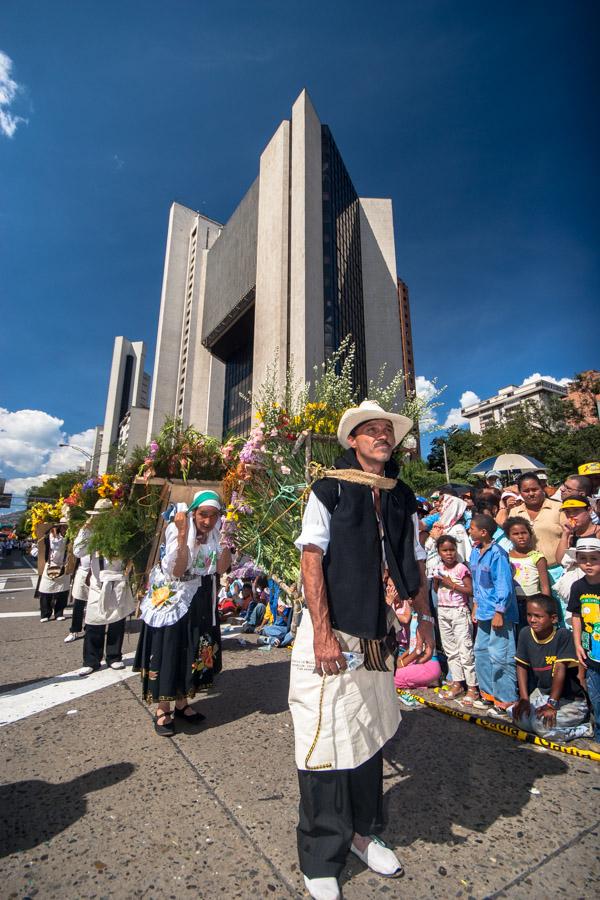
[474,619,518,705]
[586,667,600,741]
[245,602,266,628]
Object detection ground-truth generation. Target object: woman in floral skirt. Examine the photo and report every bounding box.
[134,490,231,736]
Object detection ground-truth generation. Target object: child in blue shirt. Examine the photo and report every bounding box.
[469,513,519,718]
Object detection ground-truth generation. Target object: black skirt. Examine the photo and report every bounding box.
[133,574,222,703]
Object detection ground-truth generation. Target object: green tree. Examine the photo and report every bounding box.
[25,470,83,503]
[399,458,446,495]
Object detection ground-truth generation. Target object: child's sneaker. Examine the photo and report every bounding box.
[397,691,419,708]
[488,706,510,720]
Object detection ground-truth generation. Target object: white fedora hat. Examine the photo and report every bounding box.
[87,498,114,516]
[337,400,413,450]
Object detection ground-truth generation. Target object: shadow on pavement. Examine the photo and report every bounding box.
[382,709,568,847]
[0,677,46,696]
[183,657,291,731]
[0,763,136,857]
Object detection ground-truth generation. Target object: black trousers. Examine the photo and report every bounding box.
[297,749,384,879]
[39,591,68,620]
[83,619,126,669]
[70,599,87,633]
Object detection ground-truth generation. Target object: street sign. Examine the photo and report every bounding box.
[0,494,12,509]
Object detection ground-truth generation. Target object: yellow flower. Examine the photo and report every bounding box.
[151,585,175,608]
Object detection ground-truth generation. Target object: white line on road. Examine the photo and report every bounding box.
[0,610,72,618]
[0,654,137,727]
[0,611,46,618]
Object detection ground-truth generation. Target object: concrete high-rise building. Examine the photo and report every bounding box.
[396,278,419,455]
[147,89,409,441]
[98,337,151,473]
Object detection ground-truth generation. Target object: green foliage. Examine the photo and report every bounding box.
[25,471,83,502]
[86,485,164,589]
[399,459,446,495]
[118,418,226,484]
[427,403,600,485]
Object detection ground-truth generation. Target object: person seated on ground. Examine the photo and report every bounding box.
[393,600,442,693]
[241,575,270,632]
[218,575,231,601]
[504,516,551,629]
[513,594,588,741]
[257,595,293,647]
[218,589,238,620]
[238,582,254,616]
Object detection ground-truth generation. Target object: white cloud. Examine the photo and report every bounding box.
[0,408,96,496]
[442,389,482,429]
[415,375,440,431]
[0,50,28,139]
[521,372,572,388]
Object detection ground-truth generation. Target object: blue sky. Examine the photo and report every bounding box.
[1,0,598,495]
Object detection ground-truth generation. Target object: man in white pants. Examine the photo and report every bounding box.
[289,401,434,900]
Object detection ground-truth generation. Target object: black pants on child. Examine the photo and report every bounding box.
[83,619,126,669]
[70,599,87,633]
[297,749,384,879]
[40,591,69,620]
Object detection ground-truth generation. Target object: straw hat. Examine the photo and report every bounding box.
[337,400,413,450]
[87,498,114,516]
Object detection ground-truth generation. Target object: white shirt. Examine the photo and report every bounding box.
[295,491,426,562]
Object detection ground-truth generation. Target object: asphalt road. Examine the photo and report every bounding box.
[0,551,599,899]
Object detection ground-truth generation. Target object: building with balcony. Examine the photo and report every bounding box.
[461,378,570,435]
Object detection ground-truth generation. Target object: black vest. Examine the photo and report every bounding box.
[311,450,420,640]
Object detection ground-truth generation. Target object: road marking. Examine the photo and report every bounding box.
[0,611,46,618]
[0,610,72,618]
[0,654,137,726]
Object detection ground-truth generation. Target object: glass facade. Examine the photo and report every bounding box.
[321,125,367,398]
[222,308,254,437]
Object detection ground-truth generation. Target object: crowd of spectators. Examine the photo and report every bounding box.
[394,461,600,751]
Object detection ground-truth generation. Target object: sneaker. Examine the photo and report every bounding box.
[350,835,404,877]
[241,623,255,634]
[77,666,95,677]
[55,616,66,621]
[40,617,49,623]
[109,660,125,670]
[64,632,81,643]
[303,875,341,900]
[488,706,510,720]
[471,697,491,709]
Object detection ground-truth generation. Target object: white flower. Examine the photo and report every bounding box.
[280,465,291,476]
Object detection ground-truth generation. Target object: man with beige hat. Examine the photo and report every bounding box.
[289,400,434,900]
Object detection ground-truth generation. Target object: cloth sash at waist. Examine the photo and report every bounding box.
[288,608,401,771]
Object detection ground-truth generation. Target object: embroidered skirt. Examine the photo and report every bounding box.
[133,574,222,703]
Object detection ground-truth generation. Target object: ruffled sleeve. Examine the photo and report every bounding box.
[162,522,191,576]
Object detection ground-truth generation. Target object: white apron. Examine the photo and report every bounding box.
[288,608,401,771]
[38,562,70,594]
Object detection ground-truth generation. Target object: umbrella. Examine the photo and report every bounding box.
[469,454,545,475]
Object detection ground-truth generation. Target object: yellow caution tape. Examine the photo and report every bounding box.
[399,689,600,763]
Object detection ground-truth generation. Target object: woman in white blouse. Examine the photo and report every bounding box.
[133,490,231,736]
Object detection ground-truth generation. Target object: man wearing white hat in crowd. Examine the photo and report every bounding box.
[74,499,135,677]
[289,400,434,900]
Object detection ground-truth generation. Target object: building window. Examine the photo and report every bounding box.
[321,126,367,398]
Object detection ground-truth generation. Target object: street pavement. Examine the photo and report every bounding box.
[0,552,599,899]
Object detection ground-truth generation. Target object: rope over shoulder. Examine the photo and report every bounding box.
[309,462,397,491]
